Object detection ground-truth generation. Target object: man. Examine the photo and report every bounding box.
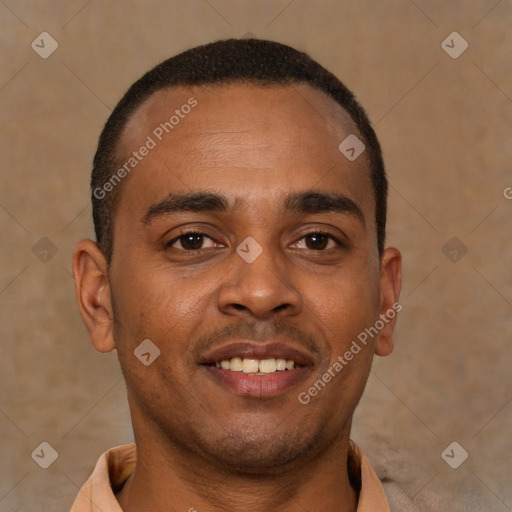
[71,38,402,511]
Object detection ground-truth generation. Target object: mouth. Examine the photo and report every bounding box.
[199,341,314,397]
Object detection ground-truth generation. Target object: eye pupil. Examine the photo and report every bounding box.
[182,234,203,250]
[306,233,328,250]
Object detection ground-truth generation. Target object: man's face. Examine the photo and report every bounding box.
[101,84,397,472]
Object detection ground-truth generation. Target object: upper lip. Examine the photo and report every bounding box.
[199,341,315,367]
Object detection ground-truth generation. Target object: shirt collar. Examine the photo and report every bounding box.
[70,441,389,511]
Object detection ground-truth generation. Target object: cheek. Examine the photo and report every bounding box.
[308,264,380,342]
[320,265,380,401]
[110,260,214,355]
[110,269,205,405]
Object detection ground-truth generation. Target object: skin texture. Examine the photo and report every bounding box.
[73,83,402,512]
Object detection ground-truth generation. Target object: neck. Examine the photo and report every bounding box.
[116,432,358,512]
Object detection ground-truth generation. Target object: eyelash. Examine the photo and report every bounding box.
[166,229,347,251]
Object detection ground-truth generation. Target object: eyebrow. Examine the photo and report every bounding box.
[141,190,365,226]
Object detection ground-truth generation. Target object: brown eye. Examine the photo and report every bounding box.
[167,233,218,251]
[294,232,342,251]
[305,233,329,250]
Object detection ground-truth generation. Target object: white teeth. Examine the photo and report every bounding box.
[217,357,297,373]
[276,358,287,370]
[259,358,277,373]
[242,359,259,373]
[230,357,243,371]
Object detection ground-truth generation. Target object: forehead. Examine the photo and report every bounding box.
[114,83,374,223]
[119,82,363,165]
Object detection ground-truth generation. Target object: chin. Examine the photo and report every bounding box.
[193,421,325,475]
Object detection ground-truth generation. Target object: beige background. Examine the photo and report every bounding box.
[1,1,511,511]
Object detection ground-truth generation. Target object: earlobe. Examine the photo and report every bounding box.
[375,247,402,357]
[72,239,116,353]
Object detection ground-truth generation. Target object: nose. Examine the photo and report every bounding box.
[217,238,302,321]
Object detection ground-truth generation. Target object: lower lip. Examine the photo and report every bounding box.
[202,366,310,397]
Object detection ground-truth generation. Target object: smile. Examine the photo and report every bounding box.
[215,357,297,374]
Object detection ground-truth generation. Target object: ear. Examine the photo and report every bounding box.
[374,247,402,357]
[72,239,115,353]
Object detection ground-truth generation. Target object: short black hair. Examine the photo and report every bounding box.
[91,38,387,262]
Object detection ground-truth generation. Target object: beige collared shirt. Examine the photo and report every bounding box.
[70,441,390,511]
